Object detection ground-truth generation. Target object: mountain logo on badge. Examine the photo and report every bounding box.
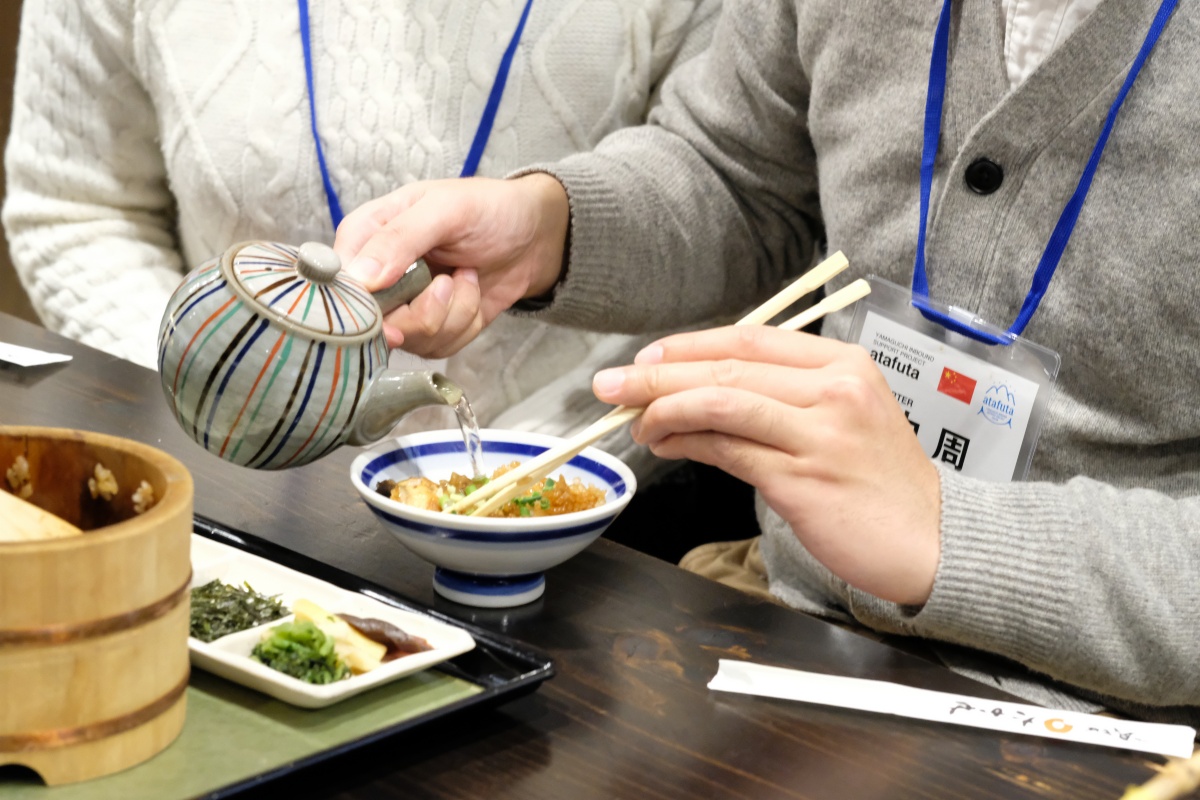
[937,366,976,405]
[979,384,1016,427]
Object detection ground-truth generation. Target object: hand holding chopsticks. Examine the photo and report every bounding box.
[448,251,869,517]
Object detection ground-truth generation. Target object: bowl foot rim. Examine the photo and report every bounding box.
[432,568,545,608]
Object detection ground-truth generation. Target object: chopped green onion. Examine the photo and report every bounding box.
[251,620,349,684]
[544,479,556,490]
[519,506,531,517]
[540,498,550,510]
[512,492,543,506]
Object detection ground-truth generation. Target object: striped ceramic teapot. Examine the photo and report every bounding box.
[157,241,458,469]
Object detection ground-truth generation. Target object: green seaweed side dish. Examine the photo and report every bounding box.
[190,579,289,642]
[251,620,351,684]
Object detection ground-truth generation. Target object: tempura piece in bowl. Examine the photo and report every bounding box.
[380,477,441,512]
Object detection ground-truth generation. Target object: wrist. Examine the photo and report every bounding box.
[516,172,570,299]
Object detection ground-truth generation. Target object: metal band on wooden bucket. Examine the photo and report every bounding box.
[0,572,191,646]
[0,673,189,753]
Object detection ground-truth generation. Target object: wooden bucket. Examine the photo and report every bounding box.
[0,426,193,785]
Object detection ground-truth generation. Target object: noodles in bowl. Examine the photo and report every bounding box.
[376,462,606,518]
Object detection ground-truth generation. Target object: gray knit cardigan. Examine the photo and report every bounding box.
[522,0,1200,723]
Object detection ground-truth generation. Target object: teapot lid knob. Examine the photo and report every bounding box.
[296,242,342,284]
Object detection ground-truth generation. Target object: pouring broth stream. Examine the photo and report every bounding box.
[450,393,485,480]
[378,387,606,518]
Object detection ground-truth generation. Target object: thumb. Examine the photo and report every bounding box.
[333,181,429,288]
[334,184,426,258]
[341,190,467,293]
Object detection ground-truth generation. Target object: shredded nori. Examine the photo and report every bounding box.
[189,579,288,643]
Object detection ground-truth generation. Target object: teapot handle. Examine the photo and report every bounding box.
[371,259,433,313]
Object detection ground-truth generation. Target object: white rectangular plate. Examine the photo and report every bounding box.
[189,534,476,709]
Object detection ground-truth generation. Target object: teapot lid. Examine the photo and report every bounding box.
[222,241,380,339]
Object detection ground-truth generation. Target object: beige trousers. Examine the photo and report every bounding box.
[678,536,780,604]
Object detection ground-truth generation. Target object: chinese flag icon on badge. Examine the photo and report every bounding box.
[937,366,977,405]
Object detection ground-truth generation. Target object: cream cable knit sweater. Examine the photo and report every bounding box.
[3,0,717,477]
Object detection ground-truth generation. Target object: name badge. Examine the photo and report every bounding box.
[846,278,1060,482]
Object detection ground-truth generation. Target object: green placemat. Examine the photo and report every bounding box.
[2,669,483,799]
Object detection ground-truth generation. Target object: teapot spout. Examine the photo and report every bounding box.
[347,370,464,447]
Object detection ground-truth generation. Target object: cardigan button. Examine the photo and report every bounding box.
[965,158,1004,194]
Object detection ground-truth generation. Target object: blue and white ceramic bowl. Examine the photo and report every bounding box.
[351,429,637,608]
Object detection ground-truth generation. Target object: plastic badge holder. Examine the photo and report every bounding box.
[846,276,1060,482]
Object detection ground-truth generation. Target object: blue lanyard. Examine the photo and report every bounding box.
[298,0,535,230]
[912,0,1177,345]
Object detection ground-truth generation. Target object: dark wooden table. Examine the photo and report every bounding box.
[0,314,1166,799]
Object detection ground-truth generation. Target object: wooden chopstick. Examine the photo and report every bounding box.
[776,278,871,332]
[452,251,859,517]
[1120,748,1200,800]
[735,250,849,326]
[453,405,643,517]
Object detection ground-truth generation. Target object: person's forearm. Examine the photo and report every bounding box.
[511,0,825,335]
[512,173,571,301]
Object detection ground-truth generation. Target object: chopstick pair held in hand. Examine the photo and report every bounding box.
[450,251,870,517]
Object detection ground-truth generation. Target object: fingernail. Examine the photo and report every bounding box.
[433,275,454,305]
[382,322,404,349]
[460,268,479,286]
[593,368,625,398]
[634,343,663,365]
[347,256,382,284]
